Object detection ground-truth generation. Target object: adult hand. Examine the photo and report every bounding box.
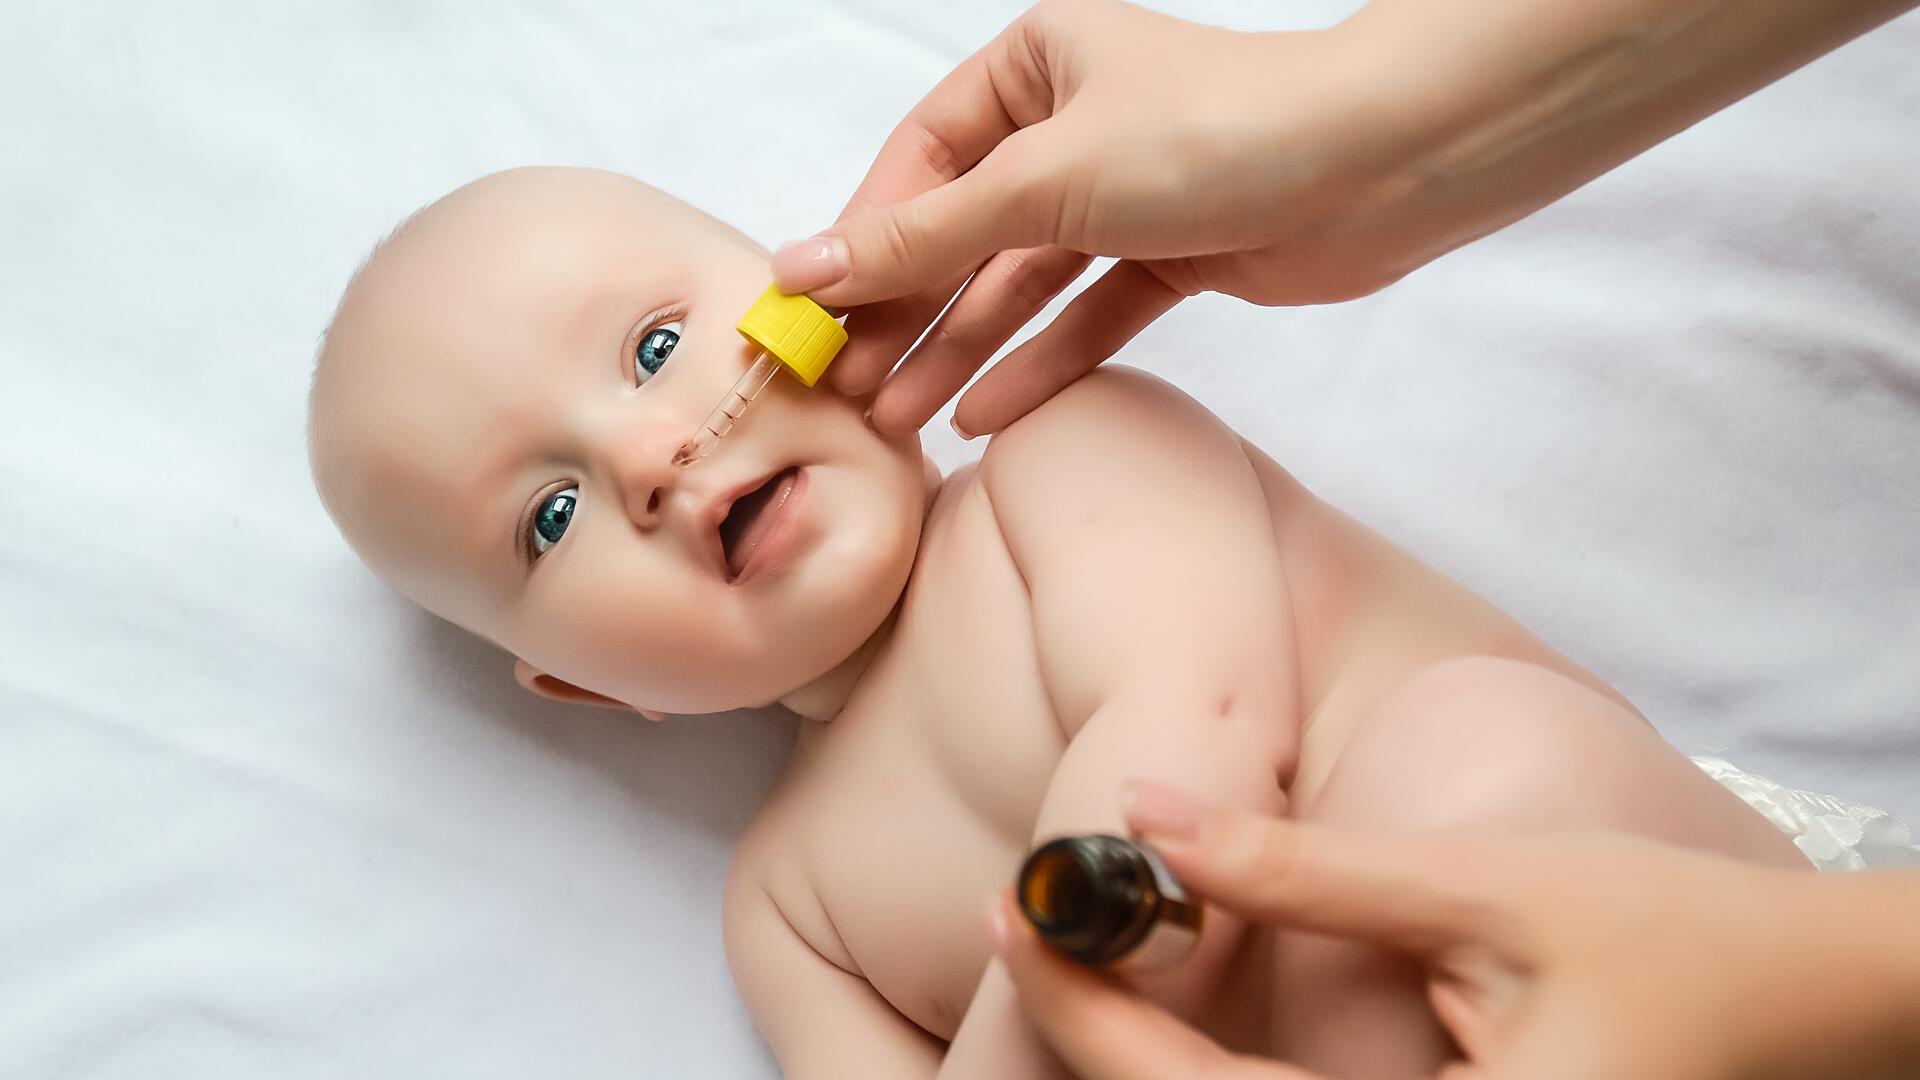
[776,0,1916,438]
[987,781,1920,1080]
[775,0,1396,437]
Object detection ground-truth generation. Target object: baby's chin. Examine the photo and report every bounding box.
[714,475,931,711]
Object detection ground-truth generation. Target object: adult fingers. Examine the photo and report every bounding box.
[1121,780,1511,956]
[950,258,1183,437]
[868,245,1094,435]
[772,6,1059,307]
[787,9,1061,391]
[777,124,1065,308]
[828,5,1056,221]
[988,890,1328,1080]
[829,267,978,399]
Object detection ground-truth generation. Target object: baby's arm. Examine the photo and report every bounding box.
[725,853,943,1079]
[940,368,1300,1079]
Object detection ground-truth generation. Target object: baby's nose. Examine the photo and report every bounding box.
[622,474,670,532]
[610,426,684,532]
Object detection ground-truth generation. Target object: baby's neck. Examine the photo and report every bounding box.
[776,457,948,726]
[778,608,899,724]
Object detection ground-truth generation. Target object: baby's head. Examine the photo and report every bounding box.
[310,167,928,717]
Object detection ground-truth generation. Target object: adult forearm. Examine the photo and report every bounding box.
[1765,870,1920,1080]
[1326,0,1918,272]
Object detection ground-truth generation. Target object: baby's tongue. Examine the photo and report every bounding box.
[721,468,797,578]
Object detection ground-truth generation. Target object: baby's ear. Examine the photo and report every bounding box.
[511,659,666,721]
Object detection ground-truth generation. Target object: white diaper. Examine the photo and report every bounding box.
[1693,756,1920,872]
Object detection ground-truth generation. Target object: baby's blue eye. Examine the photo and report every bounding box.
[531,487,578,555]
[635,320,682,385]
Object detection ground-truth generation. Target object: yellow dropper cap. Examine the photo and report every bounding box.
[671,284,847,467]
[735,283,846,387]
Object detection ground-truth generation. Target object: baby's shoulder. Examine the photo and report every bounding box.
[975,365,1253,536]
[980,365,1221,460]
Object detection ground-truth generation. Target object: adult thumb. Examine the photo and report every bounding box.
[773,125,1061,307]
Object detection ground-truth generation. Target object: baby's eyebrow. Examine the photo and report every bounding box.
[502,496,527,571]
[571,272,634,337]
[442,440,540,580]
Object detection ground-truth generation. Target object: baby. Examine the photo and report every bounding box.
[308,167,1807,1079]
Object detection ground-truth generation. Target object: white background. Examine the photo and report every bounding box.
[2,2,1916,1076]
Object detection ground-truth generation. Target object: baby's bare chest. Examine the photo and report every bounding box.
[785,482,1068,1039]
[762,453,1598,1045]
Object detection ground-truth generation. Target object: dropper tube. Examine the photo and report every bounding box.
[672,352,781,467]
[672,283,846,467]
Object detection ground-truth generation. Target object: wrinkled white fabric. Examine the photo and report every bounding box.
[1695,756,1920,871]
[2,2,1915,1077]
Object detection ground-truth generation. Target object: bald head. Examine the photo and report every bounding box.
[306,167,763,620]
[302,166,929,717]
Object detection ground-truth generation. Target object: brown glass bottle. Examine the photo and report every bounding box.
[1016,835,1203,970]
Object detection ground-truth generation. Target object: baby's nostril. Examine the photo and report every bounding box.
[647,490,662,516]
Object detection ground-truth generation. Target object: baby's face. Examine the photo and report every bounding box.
[311,168,927,714]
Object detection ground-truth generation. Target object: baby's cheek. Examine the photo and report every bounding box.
[515,564,658,687]
[794,382,877,440]
[612,586,768,705]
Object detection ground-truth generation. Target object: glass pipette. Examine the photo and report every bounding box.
[672,283,846,467]
[672,352,781,467]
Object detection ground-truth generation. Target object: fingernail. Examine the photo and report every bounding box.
[1121,779,1208,841]
[771,235,850,292]
[984,893,1012,954]
[950,415,974,441]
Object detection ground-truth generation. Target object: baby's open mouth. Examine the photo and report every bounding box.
[718,466,801,580]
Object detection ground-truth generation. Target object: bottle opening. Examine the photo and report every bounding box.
[1020,842,1098,932]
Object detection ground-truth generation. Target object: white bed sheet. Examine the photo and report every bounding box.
[2,1,1915,1076]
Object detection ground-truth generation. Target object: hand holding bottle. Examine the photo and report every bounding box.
[987,781,1920,1080]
